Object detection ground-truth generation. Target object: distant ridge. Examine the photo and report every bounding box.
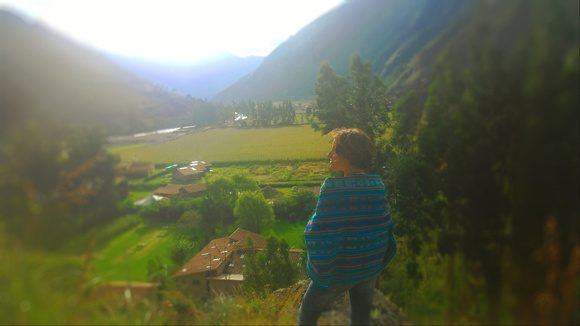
[0,9,203,135]
[108,54,263,99]
[213,0,472,103]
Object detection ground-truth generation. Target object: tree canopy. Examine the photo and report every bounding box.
[233,191,275,234]
[313,54,390,139]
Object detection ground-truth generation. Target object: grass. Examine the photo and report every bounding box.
[109,125,331,163]
[92,220,178,282]
[90,152,326,284]
[91,156,326,282]
[90,217,307,282]
[128,190,154,202]
[264,220,307,249]
[212,161,329,184]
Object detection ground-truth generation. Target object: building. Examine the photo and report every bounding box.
[118,161,154,179]
[174,228,303,296]
[153,183,208,198]
[172,166,204,182]
[170,161,211,183]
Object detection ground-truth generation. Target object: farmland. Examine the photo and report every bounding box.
[90,217,307,282]
[109,125,331,163]
[88,125,332,282]
[94,127,331,282]
[92,220,178,282]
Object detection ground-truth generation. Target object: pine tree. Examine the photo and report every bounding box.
[314,55,388,138]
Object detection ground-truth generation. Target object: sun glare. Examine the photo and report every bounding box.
[0,0,343,63]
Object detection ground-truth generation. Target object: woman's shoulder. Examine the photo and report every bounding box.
[321,174,384,192]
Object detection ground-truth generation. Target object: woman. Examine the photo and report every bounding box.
[298,128,397,326]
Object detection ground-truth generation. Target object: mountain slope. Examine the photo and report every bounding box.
[0,10,201,135]
[108,54,263,99]
[213,0,472,102]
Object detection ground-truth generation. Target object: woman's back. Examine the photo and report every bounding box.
[299,128,396,325]
[304,173,396,288]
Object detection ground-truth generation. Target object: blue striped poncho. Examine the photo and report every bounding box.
[304,173,396,288]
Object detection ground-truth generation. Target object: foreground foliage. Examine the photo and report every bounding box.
[313,0,578,323]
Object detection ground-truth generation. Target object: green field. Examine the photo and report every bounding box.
[98,129,326,282]
[212,161,329,183]
[92,218,307,282]
[92,221,178,282]
[264,220,307,249]
[109,125,331,163]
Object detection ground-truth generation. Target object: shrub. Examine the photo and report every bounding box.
[274,187,316,222]
[170,237,195,265]
[234,192,275,233]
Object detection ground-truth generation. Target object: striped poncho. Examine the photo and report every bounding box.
[304,173,396,288]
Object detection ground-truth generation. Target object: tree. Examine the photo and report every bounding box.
[230,174,259,193]
[347,55,389,137]
[313,55,389,139]
[233,191,274,233]
[274,187,316,222]
[0,122,120,249]
[242,236,298,295]
[313,62,349,133]
[279,100,296,125]
[387,0,579,322]
[202,176,237,228]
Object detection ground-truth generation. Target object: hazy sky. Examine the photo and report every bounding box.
[0,0,343,63]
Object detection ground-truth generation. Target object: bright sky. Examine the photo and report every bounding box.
[0,0,343,63]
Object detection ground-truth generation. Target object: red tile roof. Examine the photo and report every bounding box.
[229,228,268,249]
[174,167,204,176]
[175,237,236,277]
[153,183,207,197]
[174,228,268,278]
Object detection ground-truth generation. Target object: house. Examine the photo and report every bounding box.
[174,228,303,296]
[172,166,203,182]
[126,161,154,178]
[117,161,154,179]
[153,183,208,198]
[170,161,211,182]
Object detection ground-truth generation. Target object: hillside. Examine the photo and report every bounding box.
[213,0,473,102]
[108,54,263,99]
[0,10,204,135]
[175,279,406,324]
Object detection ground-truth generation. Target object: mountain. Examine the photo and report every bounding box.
[213,0,473,103]
[108,54,263,100]
[0,10,204,135]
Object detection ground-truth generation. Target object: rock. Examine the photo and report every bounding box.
[270,279,407,325]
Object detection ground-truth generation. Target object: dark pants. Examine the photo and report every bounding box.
[298,276,377,326]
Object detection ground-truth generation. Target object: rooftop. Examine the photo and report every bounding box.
[153,183,208,196]
[174,228,268,278]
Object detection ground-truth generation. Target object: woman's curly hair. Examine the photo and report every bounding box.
[329,128,375,171]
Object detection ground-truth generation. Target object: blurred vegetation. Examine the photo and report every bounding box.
[314,0,579,323]
[243,237,299,296]
[234,191,275,234]
[0,120,121,250]
[0,0,577,324]
[273,187,317,222]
